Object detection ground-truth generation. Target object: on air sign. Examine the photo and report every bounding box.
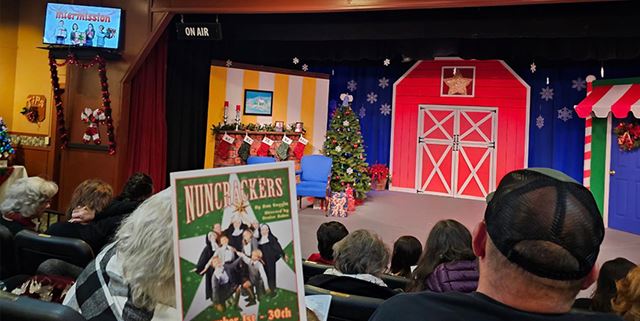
[176,23,221,40]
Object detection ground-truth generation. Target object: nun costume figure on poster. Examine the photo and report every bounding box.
[258,224,289,290]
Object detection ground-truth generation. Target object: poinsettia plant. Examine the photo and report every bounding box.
[614,121,640,152]
[368,164,390,182]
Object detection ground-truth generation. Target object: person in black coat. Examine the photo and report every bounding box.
[47,173,153,253]
[224,216,248,251]
[257,224,287,290]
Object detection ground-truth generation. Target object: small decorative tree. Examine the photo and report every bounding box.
[323,94,371,199]
[0,117,15,161]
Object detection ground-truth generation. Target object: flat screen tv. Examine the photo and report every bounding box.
[43,3,122,50]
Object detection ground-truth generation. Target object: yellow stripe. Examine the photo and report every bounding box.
[204,66,228,168]
[242,70,260,124]
[272,74,289,125]
[300,77,317,153]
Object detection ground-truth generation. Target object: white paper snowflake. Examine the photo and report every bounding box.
[292,57,300,65]
[380,103,391,116]
[366,92,378,104]
[572,77,586,92]
[347,80,358,92]
[530,62,537,73]
[383,58,391,66]
[540,86,554,101]
[536,115,545,129]
[359,106,366,118]
[335,146,342,152]
[225,59,233,67]
[557,107,573,122]
[343,120,350,127]
[378,77,390,89]
[346,168,353,175]
[302,64,309,72]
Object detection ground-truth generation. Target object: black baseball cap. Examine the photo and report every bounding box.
[484,168,604,280]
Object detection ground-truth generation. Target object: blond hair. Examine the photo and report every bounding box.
[612,266,640,321]
[115,188,175,310]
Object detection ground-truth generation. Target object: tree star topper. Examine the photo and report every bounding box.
[444,71,473,95]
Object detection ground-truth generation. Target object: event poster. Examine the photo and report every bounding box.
[43,3,122,49]
[170,162,307,321]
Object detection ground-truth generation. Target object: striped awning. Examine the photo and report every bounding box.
[575,83,640,118]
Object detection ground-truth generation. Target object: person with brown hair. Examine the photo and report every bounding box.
[389,235,422,278]
[65,179,113,224]
[612,266,640,321]
[584,258,637,312]
[406,219,477,293]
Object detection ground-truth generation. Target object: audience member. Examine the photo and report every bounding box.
[612,266,640,321]
[588,258,637,312]
[389,235,422,278]
[406,219,477,292]
[0,177,58,235]
[65,179,114,223]
[47,174,152,253]
[307,229,396,299]
[307,221,349,265]
[63,188,177,320]
[370,168,620,321]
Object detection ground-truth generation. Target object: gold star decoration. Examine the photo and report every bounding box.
[444,71,473,95]
[233,198,249,216]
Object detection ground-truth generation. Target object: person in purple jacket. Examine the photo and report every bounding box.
[406,219,478,292]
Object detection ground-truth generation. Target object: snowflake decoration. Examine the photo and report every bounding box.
[383,58,391,66]
[536,115,545,129]
[225,59,233,67]
[335,146,342,152]
[292,57,299,65]
[572,77,586,92]
[347,80,358,92]
[540,86,554,101]
[530,62,537,73]
[378,77,390,89]
[343,120,350,127]
[380,103,391,116]
[366,92,378,104]
[346,168,353,175]
[302,64,309,72]
[359,106,366,118]
[557,107,573,122]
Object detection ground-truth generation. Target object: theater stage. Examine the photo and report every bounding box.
[298,190,640,296]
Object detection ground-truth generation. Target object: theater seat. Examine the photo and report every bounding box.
[14,230,94,275]
[380,274,410,291]
[304,284,384,321]
[0,291,86,321]
[0,225,16,279]
[303,260,332,282]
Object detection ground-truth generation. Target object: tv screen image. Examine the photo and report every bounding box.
[43,3,122,49]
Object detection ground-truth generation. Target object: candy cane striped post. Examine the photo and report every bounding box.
[583,75,596,188]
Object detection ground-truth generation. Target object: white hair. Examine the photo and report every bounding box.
[115,187,175,310]
[0,177,58,218]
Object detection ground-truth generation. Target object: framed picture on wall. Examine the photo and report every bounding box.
[244,89,273,116]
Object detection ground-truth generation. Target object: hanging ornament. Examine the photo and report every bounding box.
[546,77,550,85]
[383,58,391,66]
[225,59,233,67]
[346,167,354,175]
[335,146,342,152]
[302,64,309,72]
[600,63,605,78]
[530,61,537,73]
[292,57,300,65]
[80,107,106,144]
[343,120,350,127]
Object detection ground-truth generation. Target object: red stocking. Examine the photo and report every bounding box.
[216,139,232,160]
[293,136,308,159]
[257,137,274,157]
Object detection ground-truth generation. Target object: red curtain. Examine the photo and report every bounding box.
[126,32,168,191]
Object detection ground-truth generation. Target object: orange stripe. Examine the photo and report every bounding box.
[273,74,289,124]
[300,77,316,153]
[204,66,228,168]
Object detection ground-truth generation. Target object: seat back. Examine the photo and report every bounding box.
[0,225,16,279]
[14,230,94,275]
[300,155,333,182]
[247,156,276,165]
[0,291,86,321]
[380,274,410,291]
[302,260,332,282]
[304,285,384,321]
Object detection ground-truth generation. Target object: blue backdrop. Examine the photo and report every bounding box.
[313,61,640,180]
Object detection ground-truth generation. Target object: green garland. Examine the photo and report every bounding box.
[211,122,306,134]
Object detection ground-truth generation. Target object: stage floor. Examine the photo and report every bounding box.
[298,190,640,296]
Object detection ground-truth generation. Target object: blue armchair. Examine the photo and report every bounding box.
[296,155,332,209]
[247,156,276,165]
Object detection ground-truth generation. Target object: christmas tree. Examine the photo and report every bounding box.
[0,117,15,159]
[323,94,371,199]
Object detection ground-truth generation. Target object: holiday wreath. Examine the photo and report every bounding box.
[614,121,640,152]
